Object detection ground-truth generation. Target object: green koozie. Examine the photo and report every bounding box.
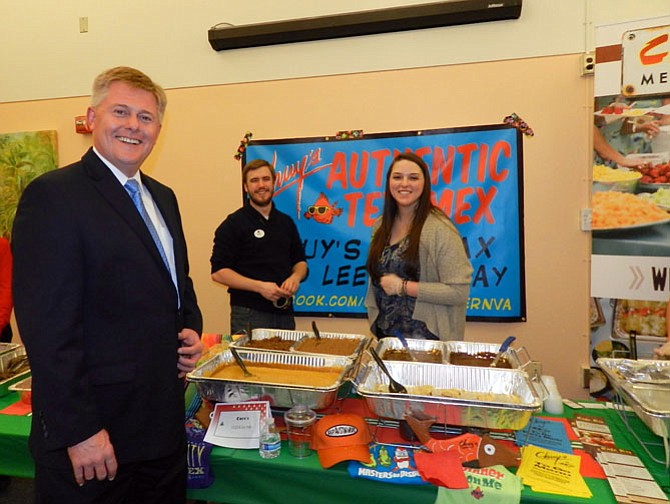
[435,465,521,504]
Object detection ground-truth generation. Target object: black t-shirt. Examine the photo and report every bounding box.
[210,203,306,313]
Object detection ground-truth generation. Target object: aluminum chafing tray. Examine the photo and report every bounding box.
[597,358,670,439]
[0,343,20,357]
[375,338,445,363]
[8,375,31,404]
[292,331,370,359]
[0,346,30,397]
[187,349,353,410]
[444,341,531,369]
[230,329,303,353]
[8,375,31,393]
[231,328,370,359]
[353,359,544,430]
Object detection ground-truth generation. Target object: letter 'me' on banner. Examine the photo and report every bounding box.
[244,125,526,322]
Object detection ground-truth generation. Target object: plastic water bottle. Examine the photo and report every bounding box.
[259,416,281,459]
[542,375,564,415]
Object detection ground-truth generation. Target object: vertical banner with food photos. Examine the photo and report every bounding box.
[590,17,670,396]
[244,125,526,322]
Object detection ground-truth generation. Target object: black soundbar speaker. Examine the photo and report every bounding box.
[208,0,522,51]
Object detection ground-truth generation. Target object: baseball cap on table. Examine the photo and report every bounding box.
[310,413,372,468]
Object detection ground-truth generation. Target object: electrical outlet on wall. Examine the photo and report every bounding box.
[582,52,595,75]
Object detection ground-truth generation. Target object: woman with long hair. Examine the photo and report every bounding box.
[365,152,472,340]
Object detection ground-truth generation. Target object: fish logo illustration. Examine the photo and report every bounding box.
[304,193,343,225]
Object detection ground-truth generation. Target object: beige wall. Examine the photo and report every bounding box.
[1,0,587,103]
[4,1,670,104]
[1,53,592,398]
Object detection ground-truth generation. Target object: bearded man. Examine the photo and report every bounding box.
[210,159,307,333]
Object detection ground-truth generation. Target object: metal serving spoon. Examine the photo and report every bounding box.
[230,347,253,378]
[369,347,408,394]
[311,320,322,340]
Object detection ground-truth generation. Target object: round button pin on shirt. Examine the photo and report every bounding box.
[254,229,265,238]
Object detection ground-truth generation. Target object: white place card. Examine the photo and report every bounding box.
[204,401,270,449]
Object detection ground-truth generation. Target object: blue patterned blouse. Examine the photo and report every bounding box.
[372,238,437,340]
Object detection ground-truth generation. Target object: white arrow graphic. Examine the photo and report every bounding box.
[629,266,644,290]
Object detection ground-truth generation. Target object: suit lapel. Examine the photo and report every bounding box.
[81,149,175,282]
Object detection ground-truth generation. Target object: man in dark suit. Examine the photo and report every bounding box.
[12,67,203,503]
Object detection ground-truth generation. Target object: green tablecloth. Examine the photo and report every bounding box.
[0,393,32,478]
[1,392,668,503]
[188,436,616,504]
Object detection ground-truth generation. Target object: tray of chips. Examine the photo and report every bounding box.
[352,358,545,430]
[187,349,354,410]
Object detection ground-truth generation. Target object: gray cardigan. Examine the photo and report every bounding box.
[365,210,473,341]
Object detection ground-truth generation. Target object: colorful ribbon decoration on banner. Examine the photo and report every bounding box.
[503,113,534,137]
[334,130,364,140]
[234,131,253,160]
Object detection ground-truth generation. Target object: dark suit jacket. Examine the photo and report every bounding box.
[12,148,203,468]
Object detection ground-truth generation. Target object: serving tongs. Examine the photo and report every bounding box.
[230,347,253,378]
[369,347,408,394]
[491,336,516,367]
[231,324,250,342]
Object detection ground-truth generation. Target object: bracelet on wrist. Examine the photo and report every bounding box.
[401,279,408,296]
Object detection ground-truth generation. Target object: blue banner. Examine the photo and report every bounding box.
[244,125,525,321]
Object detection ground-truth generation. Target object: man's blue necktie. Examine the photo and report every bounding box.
[124,179,169,270]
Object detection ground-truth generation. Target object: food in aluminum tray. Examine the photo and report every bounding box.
[597,358,670,439]
[187,349,353,410]
[0,346,30,397]
[292,331,370,358]
[230,329,304,352]
[444,341,530,369]
[353,360,543,430]
[375,338,445,363]
[231,328,369,359]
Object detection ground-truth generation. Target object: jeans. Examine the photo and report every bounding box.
[230,305,296,334]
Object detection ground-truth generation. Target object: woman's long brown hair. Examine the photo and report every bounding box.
[366,152,435,283]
